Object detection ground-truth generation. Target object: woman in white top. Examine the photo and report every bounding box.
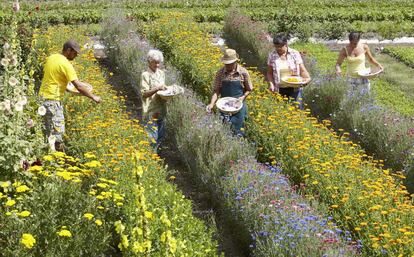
[267,33,311,109]
[335,32,383,97]
[140,49,167,149]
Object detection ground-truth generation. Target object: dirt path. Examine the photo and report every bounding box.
[94,40,246,257]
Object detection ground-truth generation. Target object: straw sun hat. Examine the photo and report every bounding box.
[221,49,239,64]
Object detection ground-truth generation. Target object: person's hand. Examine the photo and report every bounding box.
[92,95,102,103]
[268,83,278,93]
[377,64,384,70]
[157,85,167,91]
[302,77,311,85]
[206,103,214,113]
[335,69,342,76]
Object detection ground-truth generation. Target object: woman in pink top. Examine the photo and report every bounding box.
[267,33,311,109]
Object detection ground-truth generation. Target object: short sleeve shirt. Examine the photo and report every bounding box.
[39,53,78,101]
[141,68,166,119]
[267,48,303,87]
[213,64,253,94]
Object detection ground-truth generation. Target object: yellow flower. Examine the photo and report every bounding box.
[95,219,103,226]
[16,185,30,193]
[83,213,94,220]
[85,160,102,168]
[43,155,54,161]
[84,152,96,159]
[5,199,16,207]
[115,220,125,234]
[57,229,72,237]
[118,235,129,250]
[18,210,31,217]
[21,233,36,249]
[144,211,154,220]
[28,166,43,172]
[96,183,108,188]
[0,181,10,188]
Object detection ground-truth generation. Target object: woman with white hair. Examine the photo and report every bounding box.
[141,49,167,149]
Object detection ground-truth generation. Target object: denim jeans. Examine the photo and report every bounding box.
[144,118,165,149]
[279,87,304,110]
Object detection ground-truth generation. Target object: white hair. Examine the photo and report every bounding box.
[147,49,164,63]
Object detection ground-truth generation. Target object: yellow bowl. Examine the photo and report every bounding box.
[281,76,304,87]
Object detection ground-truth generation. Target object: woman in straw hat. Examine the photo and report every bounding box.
[206,48,253,136]
[267,33,311,109]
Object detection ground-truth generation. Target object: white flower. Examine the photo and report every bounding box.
[15,102,23,112]
[0,100,12,113]
[37,106,46,116]
[13,1,20,12]
[17,96,27,105]
[8,76,18,86]
[3,43,10,51]
[1,58,9,67]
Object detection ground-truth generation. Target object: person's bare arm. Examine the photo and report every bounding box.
[142,85,167,98]
[335,48,346,76]
[299,63,311,85]
[364,44,383,70]
[71,80,101,103]
[267,65,277,92]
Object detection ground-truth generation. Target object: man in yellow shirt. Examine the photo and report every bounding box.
[39,40,101,151]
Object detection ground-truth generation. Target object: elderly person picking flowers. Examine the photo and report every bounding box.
[140,49,167,149]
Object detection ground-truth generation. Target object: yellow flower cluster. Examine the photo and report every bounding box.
[147,13,414,255]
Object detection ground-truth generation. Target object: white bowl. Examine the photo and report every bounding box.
[281,76,305,88]
[67,82,93,94]
[157,84,184,100]
[358,67,383,79]
[216,97,243,114]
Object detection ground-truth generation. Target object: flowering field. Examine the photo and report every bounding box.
[144,12,414,256]
[1,23,219,256]
[3,1,414,256]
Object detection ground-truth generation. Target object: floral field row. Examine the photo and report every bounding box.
[144,12,414,256]
[101,13,358,256]
[4,24,219,256]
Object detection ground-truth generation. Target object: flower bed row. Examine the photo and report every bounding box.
[101,13,357,256]
[144,12,414,256]
[222,10,414,191]
[13,24,219,256]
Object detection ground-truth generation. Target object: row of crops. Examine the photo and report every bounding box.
[2,0,414,39]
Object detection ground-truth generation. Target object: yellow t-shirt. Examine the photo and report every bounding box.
[39,53,78,100]
[140,69,166,119]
